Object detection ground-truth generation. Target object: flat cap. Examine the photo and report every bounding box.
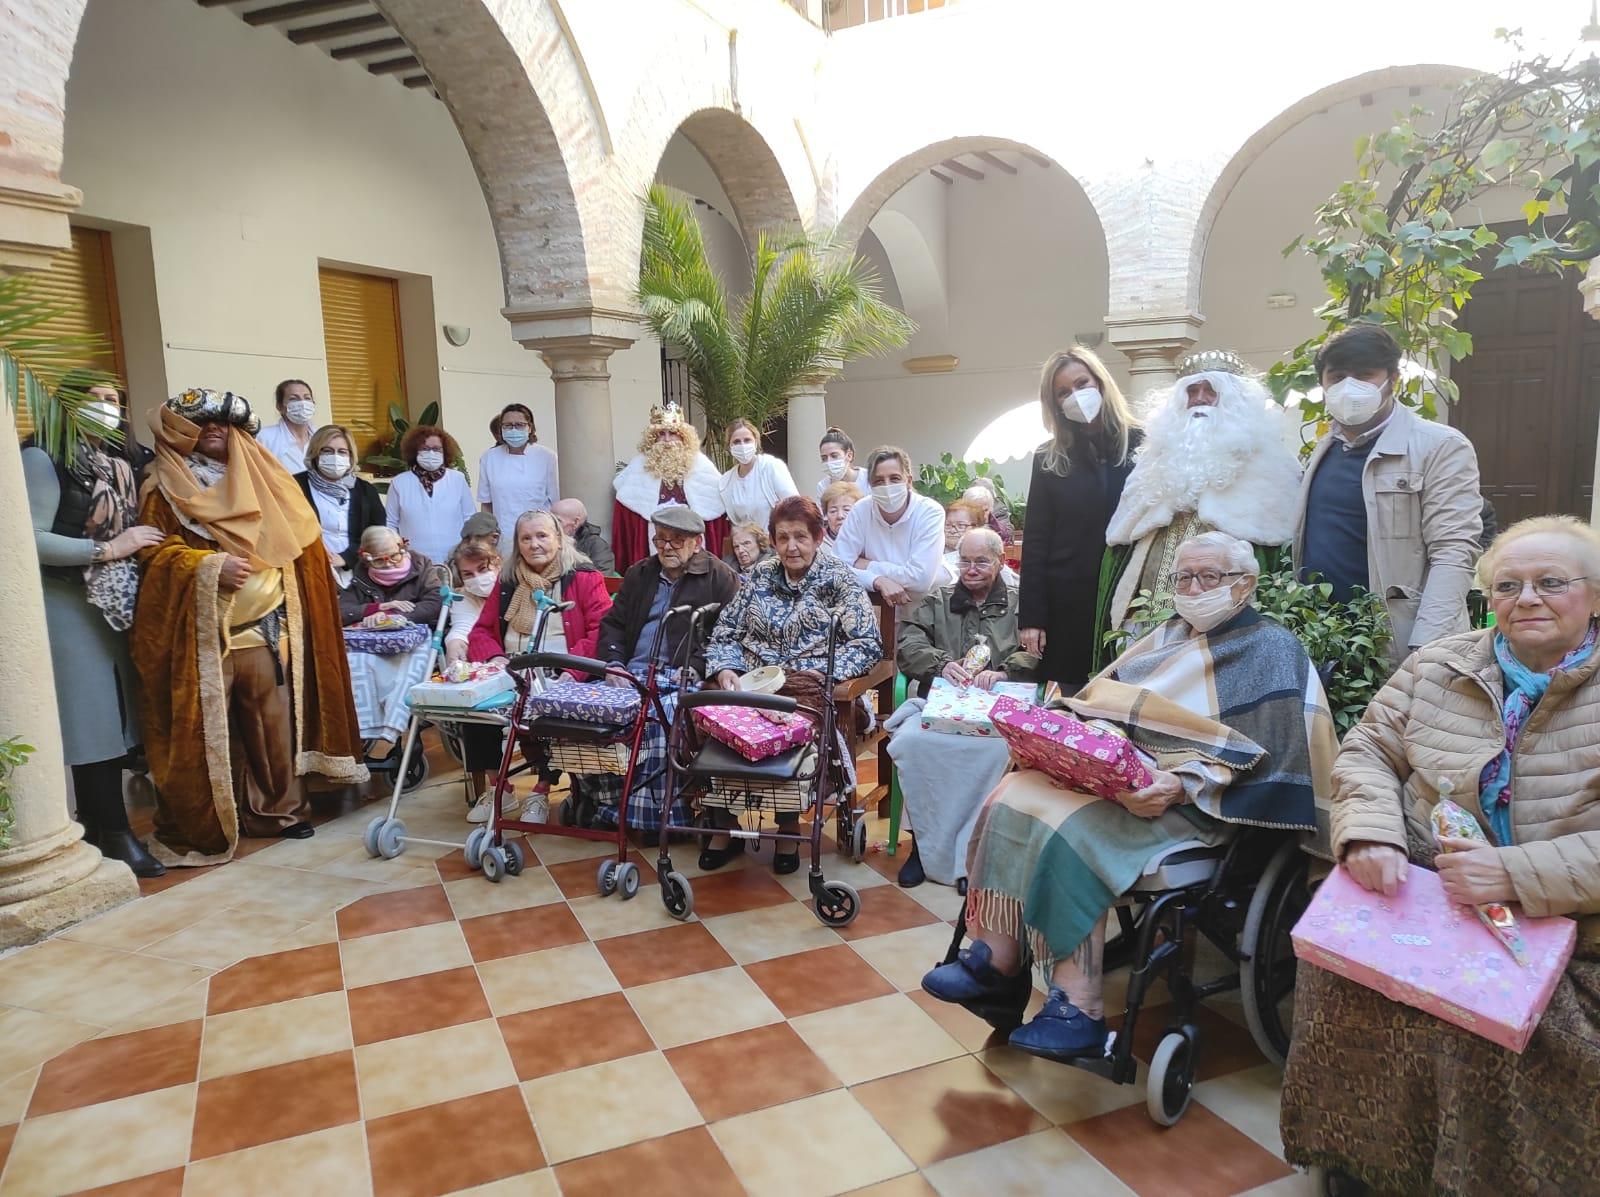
[460,511,499,539]
[651,504,704,535]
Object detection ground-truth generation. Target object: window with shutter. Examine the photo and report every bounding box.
[11,226,126,438]
[318,267,406,457]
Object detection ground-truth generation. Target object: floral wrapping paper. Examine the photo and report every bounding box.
[919,679,1041,737]
[989,697,1153,799]
[526,678,641,725]
[409,664,513,709]
[1291,864,1576,1053]
[693,703,816,761]
[343,622,431,656]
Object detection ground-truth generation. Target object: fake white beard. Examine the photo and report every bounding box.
[642,438,696,484]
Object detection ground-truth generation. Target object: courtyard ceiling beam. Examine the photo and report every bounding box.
[928,168,953,184]
[330,36,405,60]
[243,0,367,25]
[976,151,1016,174]
[286,12,386,43]
[1021,151,1051,168]
[941,157,983,181]
[401,74,432,88]
[367,55,419,75]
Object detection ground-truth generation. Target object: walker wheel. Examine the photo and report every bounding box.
[482,846,507,884]
[363,815,386,859]
[376,819,406,860]
[815,880,861,927]
[504,840,525,877]
[662,870,694,920]
[1146,1028,1197,1126]
[851,816,868,863]
[615,861,640,901]
[596,857,619,897]
[464,826,488,870]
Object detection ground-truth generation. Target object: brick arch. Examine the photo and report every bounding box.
[673,108,804,245]
[1185,64,1480,315]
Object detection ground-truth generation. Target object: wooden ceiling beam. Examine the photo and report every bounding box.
[367,55,419,75]
[976,151,1017,175]
[196,1,247,7]
[402,74,433,88]
[929,168,954,185]
[330,36,405,60]
[941,157,984,181]
[1021,151,1051,168]
[286,12,386,42]
[243,0,366,25]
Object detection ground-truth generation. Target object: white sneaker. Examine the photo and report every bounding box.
[522,792,550,824]
[467,791,523,824]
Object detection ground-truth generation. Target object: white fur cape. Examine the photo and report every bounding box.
[613,452,726,520]
[1105,433,1303,546]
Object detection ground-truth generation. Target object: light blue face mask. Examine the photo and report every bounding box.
[502,427,530,448]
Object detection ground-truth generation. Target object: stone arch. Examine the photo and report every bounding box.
[863,208,943,337]
[654,108,804,250]
[1186,64,1481,314]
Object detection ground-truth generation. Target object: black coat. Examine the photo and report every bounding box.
[295,471,388,570]
[596,550,741,679]
[1016,429,1141,687]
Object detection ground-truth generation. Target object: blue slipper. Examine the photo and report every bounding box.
[1007,988,1108,1062]
[921,940,1031,1030]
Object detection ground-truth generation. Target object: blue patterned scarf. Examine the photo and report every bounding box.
[1480,622,1598,844]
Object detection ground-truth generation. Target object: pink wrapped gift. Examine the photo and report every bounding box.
[919,679,1040,737]
[694,703,816,761]
[989,697,1152,799]
[1291,864,1577,1053]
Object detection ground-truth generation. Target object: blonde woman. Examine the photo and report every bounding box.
[719,417,798,531]
[1015,346,1140,686]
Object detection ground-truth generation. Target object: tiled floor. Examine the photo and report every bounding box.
[0,744,1315,1196]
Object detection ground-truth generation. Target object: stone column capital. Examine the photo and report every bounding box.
[1103,313,1206,358]
[0,168,82,274]
[503,304,640,352]
[537,337,630,383]
[788,353,844,396]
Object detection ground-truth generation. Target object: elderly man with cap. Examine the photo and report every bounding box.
[552,497,615,575]
[131,389,367,864]
[589,505,740,831]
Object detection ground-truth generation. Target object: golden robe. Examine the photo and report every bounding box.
[131,489,367,862]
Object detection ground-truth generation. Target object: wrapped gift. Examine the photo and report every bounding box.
[526,678,641,726]
[919,678,1040,737]
[343,622,430,656]
[408,663,512,709]
[694,703,816,761]
[1291,864,1577,1053]
[989,697,1152,799]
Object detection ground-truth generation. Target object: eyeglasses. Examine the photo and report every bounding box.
[958,557,997,571]
[1166,570,1245,590]
[1491,576,1588,598]
[366,543,409,567]
[652,534,693,549]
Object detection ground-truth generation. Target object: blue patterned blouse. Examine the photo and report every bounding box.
[706,551,881,681]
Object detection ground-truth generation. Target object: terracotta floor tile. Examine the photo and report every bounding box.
[137,866,215,897]
[1065,1101,1293,1197]
[709,1089,913,1195]
[554,1126,743,1197]
[922,1127,1134,1195]
[206,942,344,1016]
[476,942,620,1017]
[790,993,964,1087]
[745,943,895,1018]
[817,884,939,942]
[626,966,783,1050]
[335,884,454,940]
[545,851,657,900]
[678,867,795,918]
[69,1166,187,1196]
[499,993,655,1081]
[190,1049,360,1160]
[665,1022,839,1121]
[346,965,489,1046]
[906,989,1010,1053]
[521,1051,702,1164]
[1108,1002,1268,1083]
[434,850,479,883]
[354,1019,517,1119]
[0,1123,14,1181]
[367,1086,544,1197]
[594,922,734,988]
[853,1056,1048,1167]
[28,1020,202,1117]
[180,1123,371,1196]
[199,991,352,1081]
[850,922,961,992]
[848,1174,942,1197]
[461,904,587,963]
[702,902,844,965]
[338,920,473,989]
[2,1085,195,1196]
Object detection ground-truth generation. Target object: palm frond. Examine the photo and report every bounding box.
[0,273,120,465]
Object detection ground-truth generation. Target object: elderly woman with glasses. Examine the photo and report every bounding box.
[886,527,1037,888]
[1281,515,1600,1197]
[923,532,1334,1063]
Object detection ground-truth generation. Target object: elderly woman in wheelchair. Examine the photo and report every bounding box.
[923,533,1337,1070]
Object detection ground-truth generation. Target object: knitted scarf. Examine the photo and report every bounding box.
[505,557,564,638]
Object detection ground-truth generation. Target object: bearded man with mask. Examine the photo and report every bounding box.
[1294,325,1482,662]
[611,404,728,570]
[1098,350,1303,659]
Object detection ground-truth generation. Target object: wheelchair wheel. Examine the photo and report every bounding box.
[615,861,640,901]
[851,815,868,863]
[596,857,619,897]
[481,845,507,883]
[1146,1028,1197,1126]
[663,870,694,920]
[504,840,525,877]
[1241,840,1311,1066]
[464,826,489,870]
[402,751,429,791]
[814,880,861,927]
[363,815,386,859]
[375,819,406,860]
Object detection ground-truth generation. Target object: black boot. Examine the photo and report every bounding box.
[72,760,164,878]
[97,829,166,879]
[897,838,925,888]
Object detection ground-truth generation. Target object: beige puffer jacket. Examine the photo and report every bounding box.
[1332,627,1600,948]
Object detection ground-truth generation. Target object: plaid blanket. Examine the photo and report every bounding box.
[590,690,690,833]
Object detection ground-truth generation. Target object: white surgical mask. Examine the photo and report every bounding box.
[82,401,122,433]
[824,457,849,479]
[501,427,530,448]
[871,482,908,512]
[284,398,315,426]
[317,450,350,478]
[1323,376,1387,426]
[1173,584,1244,634]
[1059,386,1102,424]
[463,572,497,598]
[416,449,445,471]
[730,443,757,465]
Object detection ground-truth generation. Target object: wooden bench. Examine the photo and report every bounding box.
[832,593,898,817]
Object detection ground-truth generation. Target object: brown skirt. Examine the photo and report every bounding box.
[1280,949,1600,1196]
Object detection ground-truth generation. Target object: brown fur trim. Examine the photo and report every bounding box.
[297,750,370,784]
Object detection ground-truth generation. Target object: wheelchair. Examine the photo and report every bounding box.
[940,824,1319,1126]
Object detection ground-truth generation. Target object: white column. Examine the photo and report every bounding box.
[786,355,840,493]
[1105,314,1205,405]
[539,338,629,540]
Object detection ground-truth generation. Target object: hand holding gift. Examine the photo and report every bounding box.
[1431,792,1528,966]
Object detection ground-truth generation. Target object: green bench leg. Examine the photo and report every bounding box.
[886,673,908,857]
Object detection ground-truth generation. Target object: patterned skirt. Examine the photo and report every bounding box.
[1280,949,1600,1195]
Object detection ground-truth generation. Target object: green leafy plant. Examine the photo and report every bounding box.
[358,387,470,487]
[0,736,36,851]
[1267,36,1600,443]
[636,185,916,467]
[1105,572,1392,737]
[913,453,1025,528]
[0,274,119,468]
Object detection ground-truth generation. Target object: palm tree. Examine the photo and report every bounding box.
[636,184,915,461]
[0,272,118,467]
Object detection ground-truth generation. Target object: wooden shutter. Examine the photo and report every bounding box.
[318,267,406,455]
[12,226,126,437]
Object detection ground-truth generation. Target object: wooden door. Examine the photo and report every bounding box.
[1454,245,1600,524]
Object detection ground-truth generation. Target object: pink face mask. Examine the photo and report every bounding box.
[368,555,412,586]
